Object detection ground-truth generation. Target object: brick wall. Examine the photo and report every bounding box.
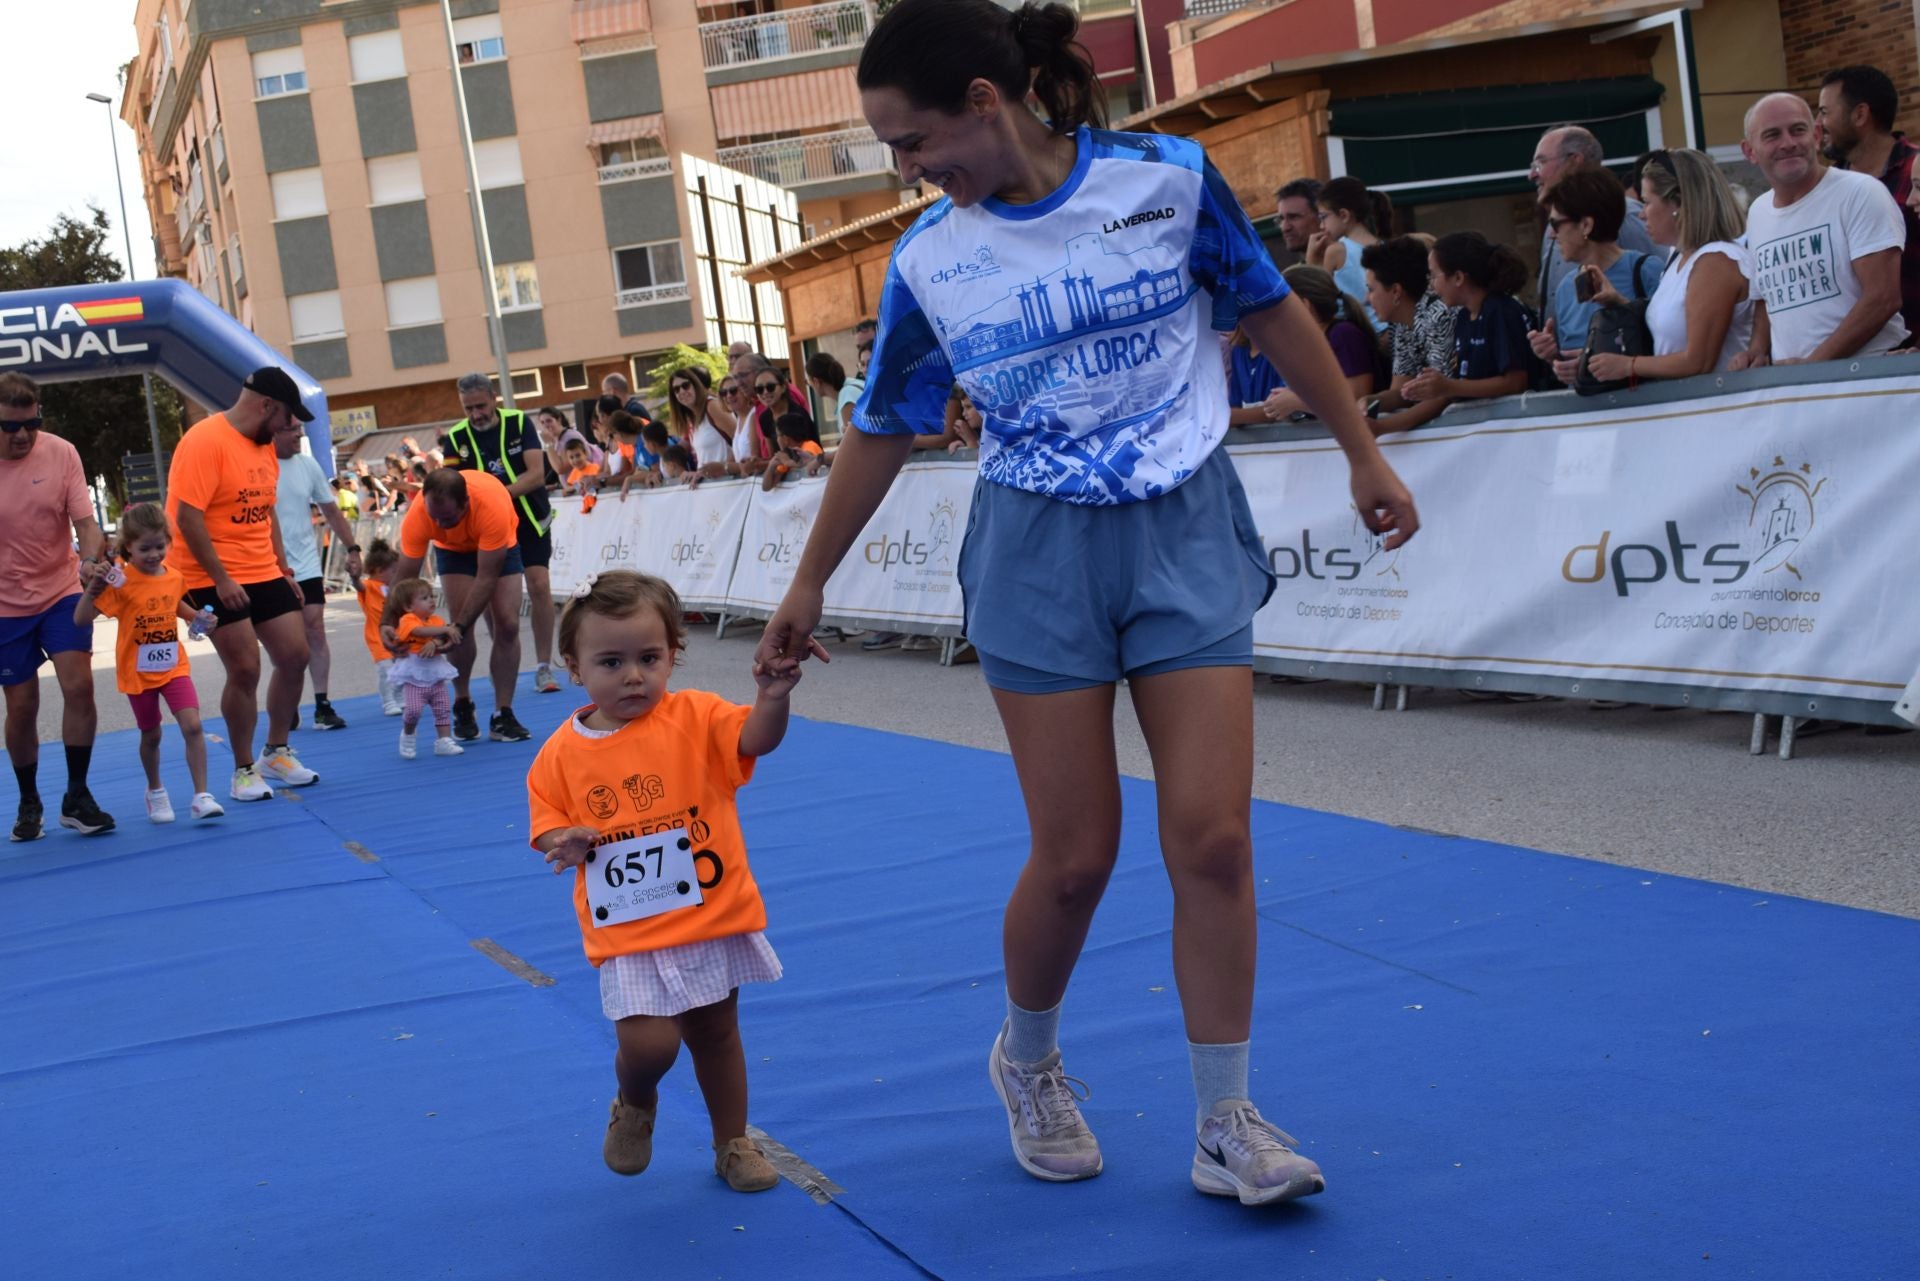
[1779,0,1920,119]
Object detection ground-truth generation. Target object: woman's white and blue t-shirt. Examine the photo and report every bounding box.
[854,127,1288,506]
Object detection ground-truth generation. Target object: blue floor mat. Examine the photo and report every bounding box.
[2,683,1914,1280]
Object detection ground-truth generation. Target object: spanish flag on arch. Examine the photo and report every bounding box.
[73,297,143,326]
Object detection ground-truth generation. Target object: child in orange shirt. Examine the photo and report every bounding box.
[379,578,464,760]
[72,504,223,823]
[563,438,603,514]
[528,570,805,1193]
[350,539,403,716]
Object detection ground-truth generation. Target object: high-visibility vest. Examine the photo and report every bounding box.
[449,408,548,536]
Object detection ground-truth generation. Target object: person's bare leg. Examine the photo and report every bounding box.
[524,564,555,667]
[255,610,311,748]
[177,707,210,795]
[3,680,39,777]
[485,575,524,713]
[207,621,263,768]
[302,601,330,701]
[678,990,749,1142]
[439,572,478,703]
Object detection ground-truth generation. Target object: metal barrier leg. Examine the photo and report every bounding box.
[1371,683,1385,711]
[1749,713,1770,756]
[715,612,729,641]
[1394,684,1409,712]
[940,637,956,668]
[1778,715,1798,761]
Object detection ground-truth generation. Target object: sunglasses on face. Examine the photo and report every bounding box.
[0,416,42,434]
[754,382,779,394]
[672,382,694,393]
[718,384,740,396]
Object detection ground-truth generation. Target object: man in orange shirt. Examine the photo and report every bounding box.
[393,467,531,742]
[0,373,114,840]
[166,367,319,802]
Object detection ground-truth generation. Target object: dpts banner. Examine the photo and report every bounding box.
[547,482,752,608]
[1232,375,1920,705]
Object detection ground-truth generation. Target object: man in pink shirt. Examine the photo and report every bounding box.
[0,373,113,840]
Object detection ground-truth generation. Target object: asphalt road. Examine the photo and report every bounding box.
[35,594,1920,919]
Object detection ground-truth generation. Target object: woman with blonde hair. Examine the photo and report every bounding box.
[1582,148,1752,381]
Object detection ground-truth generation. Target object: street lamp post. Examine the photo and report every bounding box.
[86,90,170,505]
[439,0,518,409]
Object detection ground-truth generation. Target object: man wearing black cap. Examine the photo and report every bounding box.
[167,367,319,802]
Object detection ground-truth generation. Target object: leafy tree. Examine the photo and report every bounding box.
[0,207,183,510]
[641,342,733,413]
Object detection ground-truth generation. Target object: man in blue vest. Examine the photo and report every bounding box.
[444,373,560,695]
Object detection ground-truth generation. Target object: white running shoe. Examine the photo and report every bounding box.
[145,788,175,824]
[1191,1100,1326,1206]
[258,744,319,786]
[189,792,225,820]
[398,730,417,760]
[230,765,274,802]
[382,696,404,716]
[988,1022,1103,1182]
[432,736,464,756]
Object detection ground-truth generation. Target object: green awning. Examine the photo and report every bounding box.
[1330,77,1664,206]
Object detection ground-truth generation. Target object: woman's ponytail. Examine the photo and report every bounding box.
[858,0,1102,135]
[1015,3,1104,133]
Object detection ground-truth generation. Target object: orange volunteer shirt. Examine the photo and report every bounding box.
[398,470,518,558]
[92,565,191,694]
[527,688,762,966]
[393,612,447,657]
[166,414,281,590]
[0,432,93,615]
[356,579,391,661]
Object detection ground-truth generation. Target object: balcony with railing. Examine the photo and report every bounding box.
[597,155,675,184]
[615,281,691,309]
[1184,0,1256,16]
[716,125,889,191]
[699,0,871,72]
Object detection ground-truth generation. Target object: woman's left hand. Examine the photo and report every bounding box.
[1586,351,1634,381]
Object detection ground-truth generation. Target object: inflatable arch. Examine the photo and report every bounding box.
[0,279,333,473]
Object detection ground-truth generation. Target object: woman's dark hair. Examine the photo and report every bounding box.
[1360,236,1432,299]
[858,0,1103,136]
[1544,168,1627,243]
[805,351,846,392]
[666,365,712,435]
[1318,176,1392,237]
[1430,232,1529,296]
[595,393,623,421]
[776,412,821,447]
[1281,265,1368,332]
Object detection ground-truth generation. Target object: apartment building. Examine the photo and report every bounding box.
[125,0,1130,439]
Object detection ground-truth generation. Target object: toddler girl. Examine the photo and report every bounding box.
[351,539,403,716]
[380,578,464,758]
[72,503,223,822]
[527,570,803,1192]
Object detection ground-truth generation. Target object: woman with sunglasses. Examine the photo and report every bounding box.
[755,0,1416,1209]
[667,367,736,479]
[1527,167,1665,386]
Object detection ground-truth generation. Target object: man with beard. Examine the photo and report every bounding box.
[168,367,319,801]
[1817,66,1920,334]
[1272,178,1320,266]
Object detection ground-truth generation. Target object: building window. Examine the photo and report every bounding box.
[453,15,506,65]
[490,370,543,399]
[367,154,425,206]
[384,277,443,329]
[559,362,590,392]
[289,291,345,342]
[492,262,541,312]
[612,240,687,304]
[473,138,523,189]
[348,30,407,84]
[269,167,327,219]
[252,48,308,98]
[598,138,666,167]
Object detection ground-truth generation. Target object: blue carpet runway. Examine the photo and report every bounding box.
[2,686,1914,1280]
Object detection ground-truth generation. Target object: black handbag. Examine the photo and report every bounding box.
[1574,253,1657,396]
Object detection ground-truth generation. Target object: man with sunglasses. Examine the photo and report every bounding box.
[168,366,320,802]
[1529,126,1656,309]
[0,373,113,840]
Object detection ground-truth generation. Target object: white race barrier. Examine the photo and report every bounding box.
[550,367,1920,725]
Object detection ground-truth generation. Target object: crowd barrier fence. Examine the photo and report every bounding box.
[537,361,1920,755]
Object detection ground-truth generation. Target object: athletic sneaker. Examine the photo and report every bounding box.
[1191,1100,1325,1206]
[229,765,275,803]
[604,1095,657,1175]
[145,787,175,824]
[489,708,531,742]
[900,635,940,652]
[11,796,42,842]
[860,631,905,652]
[533,664,561,694]
[433,736,464,756]
[988,1022,1103,1181]
[382,698,404,717]
[58,790,115,836]
[398,730,417,760]
[311,702,348,731]
[258,745,319,786]
[452,697,480,742]
[189,793,225,820]
[714,1137,779,1193]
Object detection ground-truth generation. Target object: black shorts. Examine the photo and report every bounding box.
[433,544,526,578]
[186,578,304,629]
[517,517,552,570]
[296,576,326,608]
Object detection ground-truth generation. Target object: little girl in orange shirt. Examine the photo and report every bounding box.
[379,578,464,760]
[527,570,806,1193]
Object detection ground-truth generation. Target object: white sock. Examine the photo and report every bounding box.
[1004,993,1061,1064]
[1190,1040,1250,1128]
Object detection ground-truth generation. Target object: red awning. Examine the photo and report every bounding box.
[571,0,651,42]
[1077,12,1139,82]
[586,113,666,147]
[711,66,862,142]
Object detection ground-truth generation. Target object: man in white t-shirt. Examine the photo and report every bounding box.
[273,422,361,731]
[1733,92,1909,366]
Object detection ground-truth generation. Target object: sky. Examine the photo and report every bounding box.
[0,1,156,276]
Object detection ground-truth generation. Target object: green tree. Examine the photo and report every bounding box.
[641,342,732,415]
[0,207,183,510]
